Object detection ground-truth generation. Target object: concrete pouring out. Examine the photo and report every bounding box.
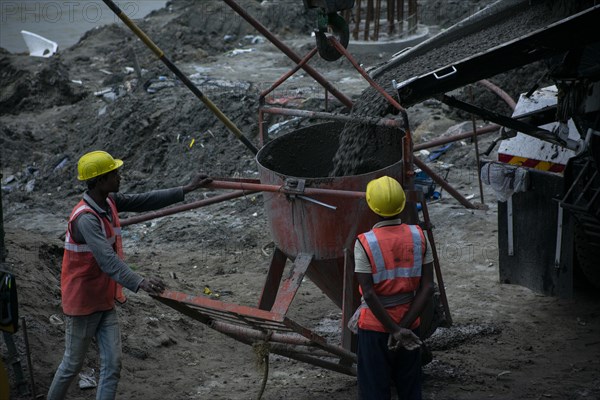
[1,0,600,399]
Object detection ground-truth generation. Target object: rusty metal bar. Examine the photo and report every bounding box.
[258,248,288,311]
[258,108,266,146]
[120,190,256,227]
[364,0,373,40]
[266,344,356,376]
[271,253,312,315]
[477,79,517,110]
[207,180,366,199]
[329,37,405,112]
[413,158,478,209]
[0,173,5,263]
[413,124,499,151]
[160,290,285,321]
[411,191,453,326]
[222,0,353,108]
[354,0,362,40]
[212,324,341,359]
[469,86,485,205]
[374,0,381,40]
[211,321,309,346]
[259,47,319,101]
[213,326,356,375]
[282,318,358,361]
[260,106,405,129]
[342,248,358,354]
[211,318,357,364]
[397,0,404,31]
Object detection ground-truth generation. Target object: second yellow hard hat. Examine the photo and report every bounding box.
[365,176,406,217]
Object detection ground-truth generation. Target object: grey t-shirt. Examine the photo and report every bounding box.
[354,218,433,274]
[71,188,185,292]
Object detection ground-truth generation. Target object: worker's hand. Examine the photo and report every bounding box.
[389,327,422,351]
[183,174,212,194]
[139,277,166,295]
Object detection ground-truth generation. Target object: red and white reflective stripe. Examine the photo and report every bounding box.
[64,203,120,251]
[64,235,116,252]
[498,154,565,172]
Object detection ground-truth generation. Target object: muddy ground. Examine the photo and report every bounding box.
[1,1,600,399]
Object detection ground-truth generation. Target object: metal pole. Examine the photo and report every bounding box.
[0,172,5,263]
[207,180,366,199]
[477,79,517,110]
[259,47,319,100]
[413,124,499,151]
[21,318,37,399]
[222,0,354,108]
[260,106,405,129]
[374,0,381,41]
[418,197,452,326]
[364,0,373,40]
[120,190,255,227]
[469,86,485,205]
[414,158,479,209]
[329,38,405,112]
[101,0,259,155]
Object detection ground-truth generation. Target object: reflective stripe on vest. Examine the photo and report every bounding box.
[356,223,426,332]
[61,197,126,315]
[362,225,423,284]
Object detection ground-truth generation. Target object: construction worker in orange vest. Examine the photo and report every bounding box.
[47,151,211,400]
[353,176,434,400]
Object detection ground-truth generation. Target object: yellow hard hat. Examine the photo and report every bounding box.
[77,151,123,181]
[365,176,406,217]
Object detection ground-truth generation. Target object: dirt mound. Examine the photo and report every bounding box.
[0,51,86,115]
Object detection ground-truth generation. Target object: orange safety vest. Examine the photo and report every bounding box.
[357,223,426,332]
[61,197,127,316]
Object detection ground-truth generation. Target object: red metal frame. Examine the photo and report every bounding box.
[115,5,461,376]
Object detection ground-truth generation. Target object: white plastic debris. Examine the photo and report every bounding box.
[21,30,58,57]
[228,48,255,57]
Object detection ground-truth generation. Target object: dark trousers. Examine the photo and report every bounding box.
[357,328,422,400]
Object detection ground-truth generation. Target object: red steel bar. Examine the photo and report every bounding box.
[207,180,366,199]
[408,192,453,326]
[478,79,517,110]
[214,327,357,376]
[413,157,478,209]
[260,47,319,100]
[329,37,405,112]
[120,190,256,227]
[258,108,266,146]
[222,0,354,108]
[212,320,356,362]
[260,106,405,129]
[211,320,312,346]
[414,124,500,151]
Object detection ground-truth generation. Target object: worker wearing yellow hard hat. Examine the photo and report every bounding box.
[47,150,212,400]
[351,175,434,399]
[76,150,124,181]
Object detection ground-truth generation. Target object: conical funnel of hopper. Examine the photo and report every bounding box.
[256,122,404,308]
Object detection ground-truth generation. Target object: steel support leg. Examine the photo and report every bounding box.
[271,253,313,315]
[258,247,288,311]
